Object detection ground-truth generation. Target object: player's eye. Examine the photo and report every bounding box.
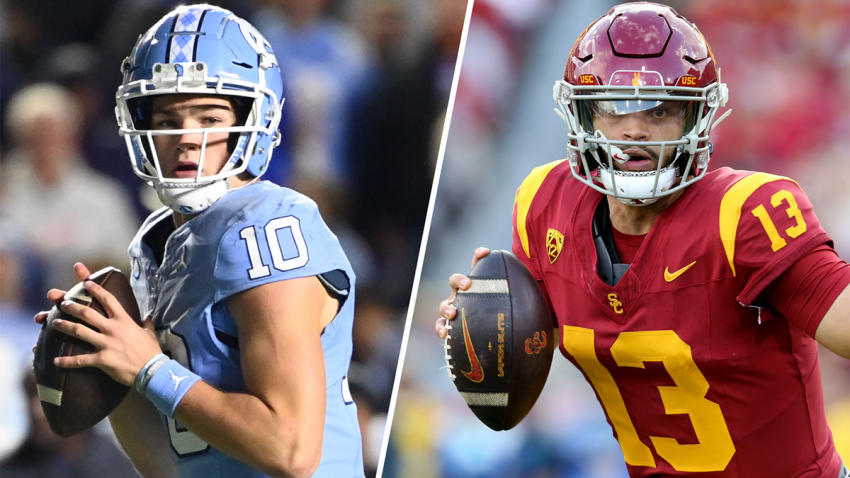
[201,116,222,127]
[154,119,176,129]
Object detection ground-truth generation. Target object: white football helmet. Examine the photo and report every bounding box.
[115,4,284,214]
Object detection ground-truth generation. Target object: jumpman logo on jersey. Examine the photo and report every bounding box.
[170,370,189,391]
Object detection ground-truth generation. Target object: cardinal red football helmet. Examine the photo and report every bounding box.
[553,2,730,205]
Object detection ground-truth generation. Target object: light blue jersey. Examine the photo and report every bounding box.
[128,181,364,478]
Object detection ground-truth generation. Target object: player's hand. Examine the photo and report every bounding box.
[436,247,490,339]
[34,262,93,325]
[33,262,93,357]
[49,263,161,387]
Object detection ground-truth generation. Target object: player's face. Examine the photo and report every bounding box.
[590,100,688,172]
[150,95,238,179]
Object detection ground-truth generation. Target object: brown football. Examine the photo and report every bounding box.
[445,250,555,431]
[33,267,142,437]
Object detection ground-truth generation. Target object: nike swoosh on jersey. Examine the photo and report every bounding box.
[664,261,697,282]
[460,308,484,383]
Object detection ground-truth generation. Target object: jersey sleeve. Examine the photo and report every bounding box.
[512,201,558,328]
[212,194,349,302]
[512,200,542,280]
[513,161,568,327]
[719,173,831,306]
[766,244,850,337]
[511,159,567,281]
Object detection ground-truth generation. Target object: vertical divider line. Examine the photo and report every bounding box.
[374,0,478,476]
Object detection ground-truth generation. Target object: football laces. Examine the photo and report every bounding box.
[443,323,456,381]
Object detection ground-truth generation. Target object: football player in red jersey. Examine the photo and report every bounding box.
[436,3,849,478]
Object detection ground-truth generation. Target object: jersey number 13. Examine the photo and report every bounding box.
[563,326,735,472]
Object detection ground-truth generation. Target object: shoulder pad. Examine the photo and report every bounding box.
[514,159,568,258]
[212,186,352,302]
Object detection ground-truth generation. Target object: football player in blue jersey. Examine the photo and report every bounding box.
[34,4,365,478]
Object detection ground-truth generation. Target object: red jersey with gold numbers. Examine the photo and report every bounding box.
[511,162,842,478]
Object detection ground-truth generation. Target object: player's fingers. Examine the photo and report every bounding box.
[59,300,109,333]
[51,318,107,349]
[436,317,448,338]
[74,262,92,281]
[470,247,490,268]
[47,289,66,302]
[83,281,125,320]
[54,352,99,369]
[448,273,471,291]
[439,300,457,321]
[34,310,50,324]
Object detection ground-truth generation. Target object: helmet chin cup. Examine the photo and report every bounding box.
[153,179,230,215]
[597,167,677,206]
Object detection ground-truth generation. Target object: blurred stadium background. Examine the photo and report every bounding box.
[387,0,850,477]
[0,0,466,476]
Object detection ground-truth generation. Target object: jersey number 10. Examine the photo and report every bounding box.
[240,216,309,279]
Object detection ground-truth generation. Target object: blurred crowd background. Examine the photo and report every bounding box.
[390,0,850,477]
[0,0,466,476]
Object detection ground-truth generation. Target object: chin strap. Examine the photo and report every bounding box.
[592,199,629,286]
[154,179,231,215]
[153,172,263,215]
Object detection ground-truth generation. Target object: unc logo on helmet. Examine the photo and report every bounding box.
[115,4,284,214]
[234,17,278,69]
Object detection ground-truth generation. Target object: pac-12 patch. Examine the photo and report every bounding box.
[546,228,564,264]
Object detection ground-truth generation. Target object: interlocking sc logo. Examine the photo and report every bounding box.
[524,331,548,354]
[607,293,623,314]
